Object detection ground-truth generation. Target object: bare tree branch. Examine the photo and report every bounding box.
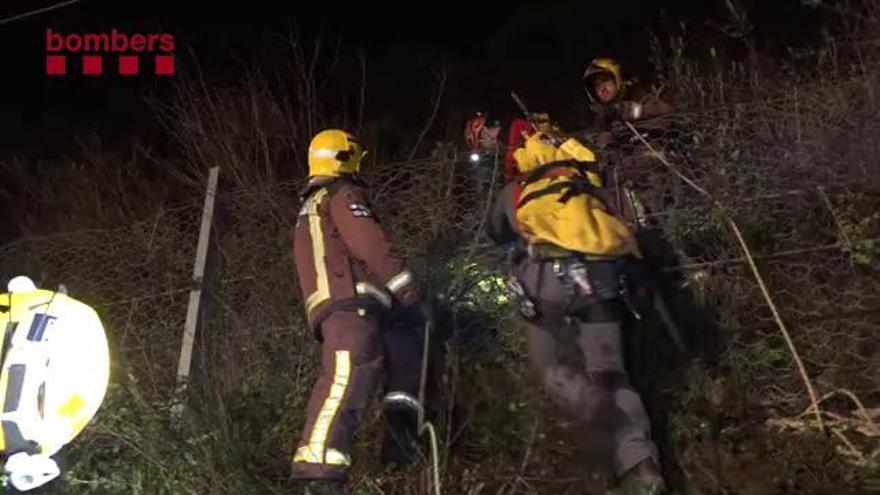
[408,67,448,160]
[0,0,82,27]
[357,49,367,134]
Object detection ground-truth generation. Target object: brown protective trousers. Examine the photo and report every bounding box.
[512,256,660,477]
[291,309,423,480]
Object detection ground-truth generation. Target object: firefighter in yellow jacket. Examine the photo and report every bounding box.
[487,132,666,495]
[290,129,431,495]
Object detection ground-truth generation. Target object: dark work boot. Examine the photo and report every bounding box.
[611,458,666,495]
[303,479,345,495]
[380,391,423,466]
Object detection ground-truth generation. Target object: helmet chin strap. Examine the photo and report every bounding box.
[584,86,598,104]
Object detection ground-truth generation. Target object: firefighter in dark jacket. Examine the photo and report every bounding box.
[583,57,674,134]
[579,56,677,246]
[290,129,431,495]
[486,132,666,495]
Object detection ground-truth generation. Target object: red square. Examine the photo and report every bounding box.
[155,55,175,75]
[119,55,139,75]
[46,55,66,75]
[83,55,103,75]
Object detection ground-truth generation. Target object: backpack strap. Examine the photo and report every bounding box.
[516,178,607,210]
[558,180,603,204]
[522,160,601,185]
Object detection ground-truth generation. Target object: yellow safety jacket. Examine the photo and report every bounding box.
[515,163,641,258]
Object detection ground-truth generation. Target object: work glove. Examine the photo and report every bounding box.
[414,299,435,327]
[397,298,434,329]
[502,243,525,265]
[616,100,645,121]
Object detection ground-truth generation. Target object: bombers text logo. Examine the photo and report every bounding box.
[45,28,175,76]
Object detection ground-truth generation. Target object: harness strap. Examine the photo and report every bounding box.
[517,180,605,209]
[522,160,600,185]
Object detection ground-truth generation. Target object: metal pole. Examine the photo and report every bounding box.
[176,167,220,389]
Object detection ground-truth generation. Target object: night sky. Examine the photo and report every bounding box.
[0,0,826,155]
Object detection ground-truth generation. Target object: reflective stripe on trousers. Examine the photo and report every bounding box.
[293,350,352,467]
[291,309,424,480]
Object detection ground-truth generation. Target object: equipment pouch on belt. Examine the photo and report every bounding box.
[507,276,538,319]
[552,258,621,302]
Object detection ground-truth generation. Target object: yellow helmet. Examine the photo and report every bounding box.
[513,133,596,173]
[582,58,623,102]
[308,129,366,177]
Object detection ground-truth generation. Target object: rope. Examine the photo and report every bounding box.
[624,121,826,434]
[421,421,442,495]
[417,319,442,495]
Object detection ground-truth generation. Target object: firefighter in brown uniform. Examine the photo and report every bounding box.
[290,129,431,495]
[487,132,667,495]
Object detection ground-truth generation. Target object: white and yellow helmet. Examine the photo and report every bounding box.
[308,129,367,177]
[0,276,110,490]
